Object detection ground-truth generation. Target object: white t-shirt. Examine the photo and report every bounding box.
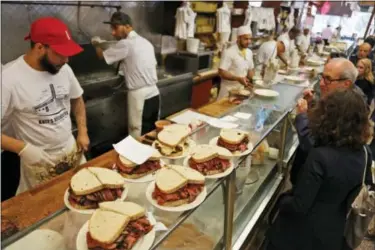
[257,40,278,66]
[277,33,294,55]
[1,56,83,152]
[296,34,310,53]
[103,31,159,98]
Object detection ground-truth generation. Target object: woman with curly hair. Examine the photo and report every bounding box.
[266,89,373,250]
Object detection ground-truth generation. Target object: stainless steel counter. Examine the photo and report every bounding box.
[3,63,323,250]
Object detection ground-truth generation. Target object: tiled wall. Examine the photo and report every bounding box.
[1,1,164,64]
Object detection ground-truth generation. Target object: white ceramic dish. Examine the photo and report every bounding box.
[284,75,305,83]
[306,59,324,66]
[152,138,196,160]
[146,181,207,212]
[182,157,234,179]
[209,136,254,157]
[64,184,128,214]
[253,89,279,98]
[76,218,156,250]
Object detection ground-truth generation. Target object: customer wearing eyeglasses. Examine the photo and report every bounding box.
[290,58,368,185]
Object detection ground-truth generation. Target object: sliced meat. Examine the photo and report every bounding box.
[86,233,117,250]
[189,157,231,175]
[217,137,249,152]
[152,184,204,205]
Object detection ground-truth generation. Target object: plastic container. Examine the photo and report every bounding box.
[186,38,200,54]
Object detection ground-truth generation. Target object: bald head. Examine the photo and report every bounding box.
[276,41,286,55]
[325,58,358,83]
[358,43,372,59]
[320,58,358,96]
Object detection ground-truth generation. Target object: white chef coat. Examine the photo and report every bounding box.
[216,6,231,33]
[103,31,159,138]
[175,7,188,39]
[296,34,310,53]
[218,45,254,99]
[322,27,333,40]
[256,40,278,70]
[186,6,196,38]
[278,32,294,58]
[1,56,85,193]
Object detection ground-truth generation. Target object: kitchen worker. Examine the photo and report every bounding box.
[321,24,333,45]
[256,40,287,75]
[296,28,310,54]
[277,27,301,60]
[93,12,160,138]
[1,17,89,193]
[218,26,255,100]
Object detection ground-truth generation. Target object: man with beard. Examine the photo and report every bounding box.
[218,26,255,99]
[93,12,160,138]
[1,17,90,194]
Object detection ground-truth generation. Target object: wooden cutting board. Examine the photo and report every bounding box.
[198,98,237,117]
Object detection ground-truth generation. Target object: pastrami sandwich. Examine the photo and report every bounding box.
[152,165,205,206]
[86,201,153,250]
[217,129,250,154]
[188,145,232,176]
[154,124,191,157]
[68,167,125,209]
[115,151,162,179]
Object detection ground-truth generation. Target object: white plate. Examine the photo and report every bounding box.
[76,220,156,250]
[146,181,207,212]
[152,138,196,160]
[284,75,305,82]
[64,184,128,214]
[121,160,166,183]
[209,136,254,157]
[307,59,324,66]
[254,89,279,98]
[182,157,234,179]
[278,69,288,75]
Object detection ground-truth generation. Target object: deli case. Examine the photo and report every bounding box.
[2,68,322,250]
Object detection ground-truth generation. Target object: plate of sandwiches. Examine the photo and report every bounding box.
[113,151,163,183]
[76,201,155,250]
[209,129,253,157]
[183,144,234,179]
[152,124,196,159]
[146,165,206,212]
[65,167,128,214]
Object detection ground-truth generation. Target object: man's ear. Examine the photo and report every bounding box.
[343,80,352,88]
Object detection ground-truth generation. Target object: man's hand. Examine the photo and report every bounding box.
[303,89,314,103]
[237,76,250,87]
[77,132,90,152]
[19,144,55,166]
[296,98,308,114]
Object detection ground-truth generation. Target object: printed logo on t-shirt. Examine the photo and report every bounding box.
[33,84,69,125]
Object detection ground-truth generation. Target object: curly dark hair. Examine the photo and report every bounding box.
[308,89,372,149]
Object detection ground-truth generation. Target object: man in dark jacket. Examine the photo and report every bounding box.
[291,58,368,184]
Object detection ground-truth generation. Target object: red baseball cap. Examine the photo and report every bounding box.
[24,17,83,57]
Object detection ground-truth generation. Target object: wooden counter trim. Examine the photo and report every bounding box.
[1,97,235,231]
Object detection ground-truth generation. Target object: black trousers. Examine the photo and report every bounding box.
[1,151,20,201]
[141,95,160,135]
[323,39,330,46]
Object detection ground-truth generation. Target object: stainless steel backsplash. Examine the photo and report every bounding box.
[1,1,164,64]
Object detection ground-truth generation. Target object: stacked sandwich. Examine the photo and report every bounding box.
[68,167,125,209]
[154,124,191,157]
[188,145,232,176]
[115,151,162,179]
[86,201,153,250]
[217,129,250,154]
[152,165,205,206]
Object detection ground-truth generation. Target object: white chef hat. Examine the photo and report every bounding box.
[237,26,252,36]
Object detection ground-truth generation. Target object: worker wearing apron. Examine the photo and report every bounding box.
[218,26,255,100]
[1,17,89,194]
[94,11,160,138]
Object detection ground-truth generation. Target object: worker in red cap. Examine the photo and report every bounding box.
[1,17,90,194]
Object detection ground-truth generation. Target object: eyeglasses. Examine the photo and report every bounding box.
[319,74,348,85]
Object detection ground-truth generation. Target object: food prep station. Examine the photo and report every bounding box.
[2,62,325,250]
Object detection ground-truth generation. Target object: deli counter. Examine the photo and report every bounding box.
[1,65,323,250]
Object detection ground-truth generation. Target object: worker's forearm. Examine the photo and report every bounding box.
[278,54,288,66]
[247,69,255,79]
[219,69,241,82]
[1,134,25,154]
[71,97,88,135]
[95,46,104,60]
